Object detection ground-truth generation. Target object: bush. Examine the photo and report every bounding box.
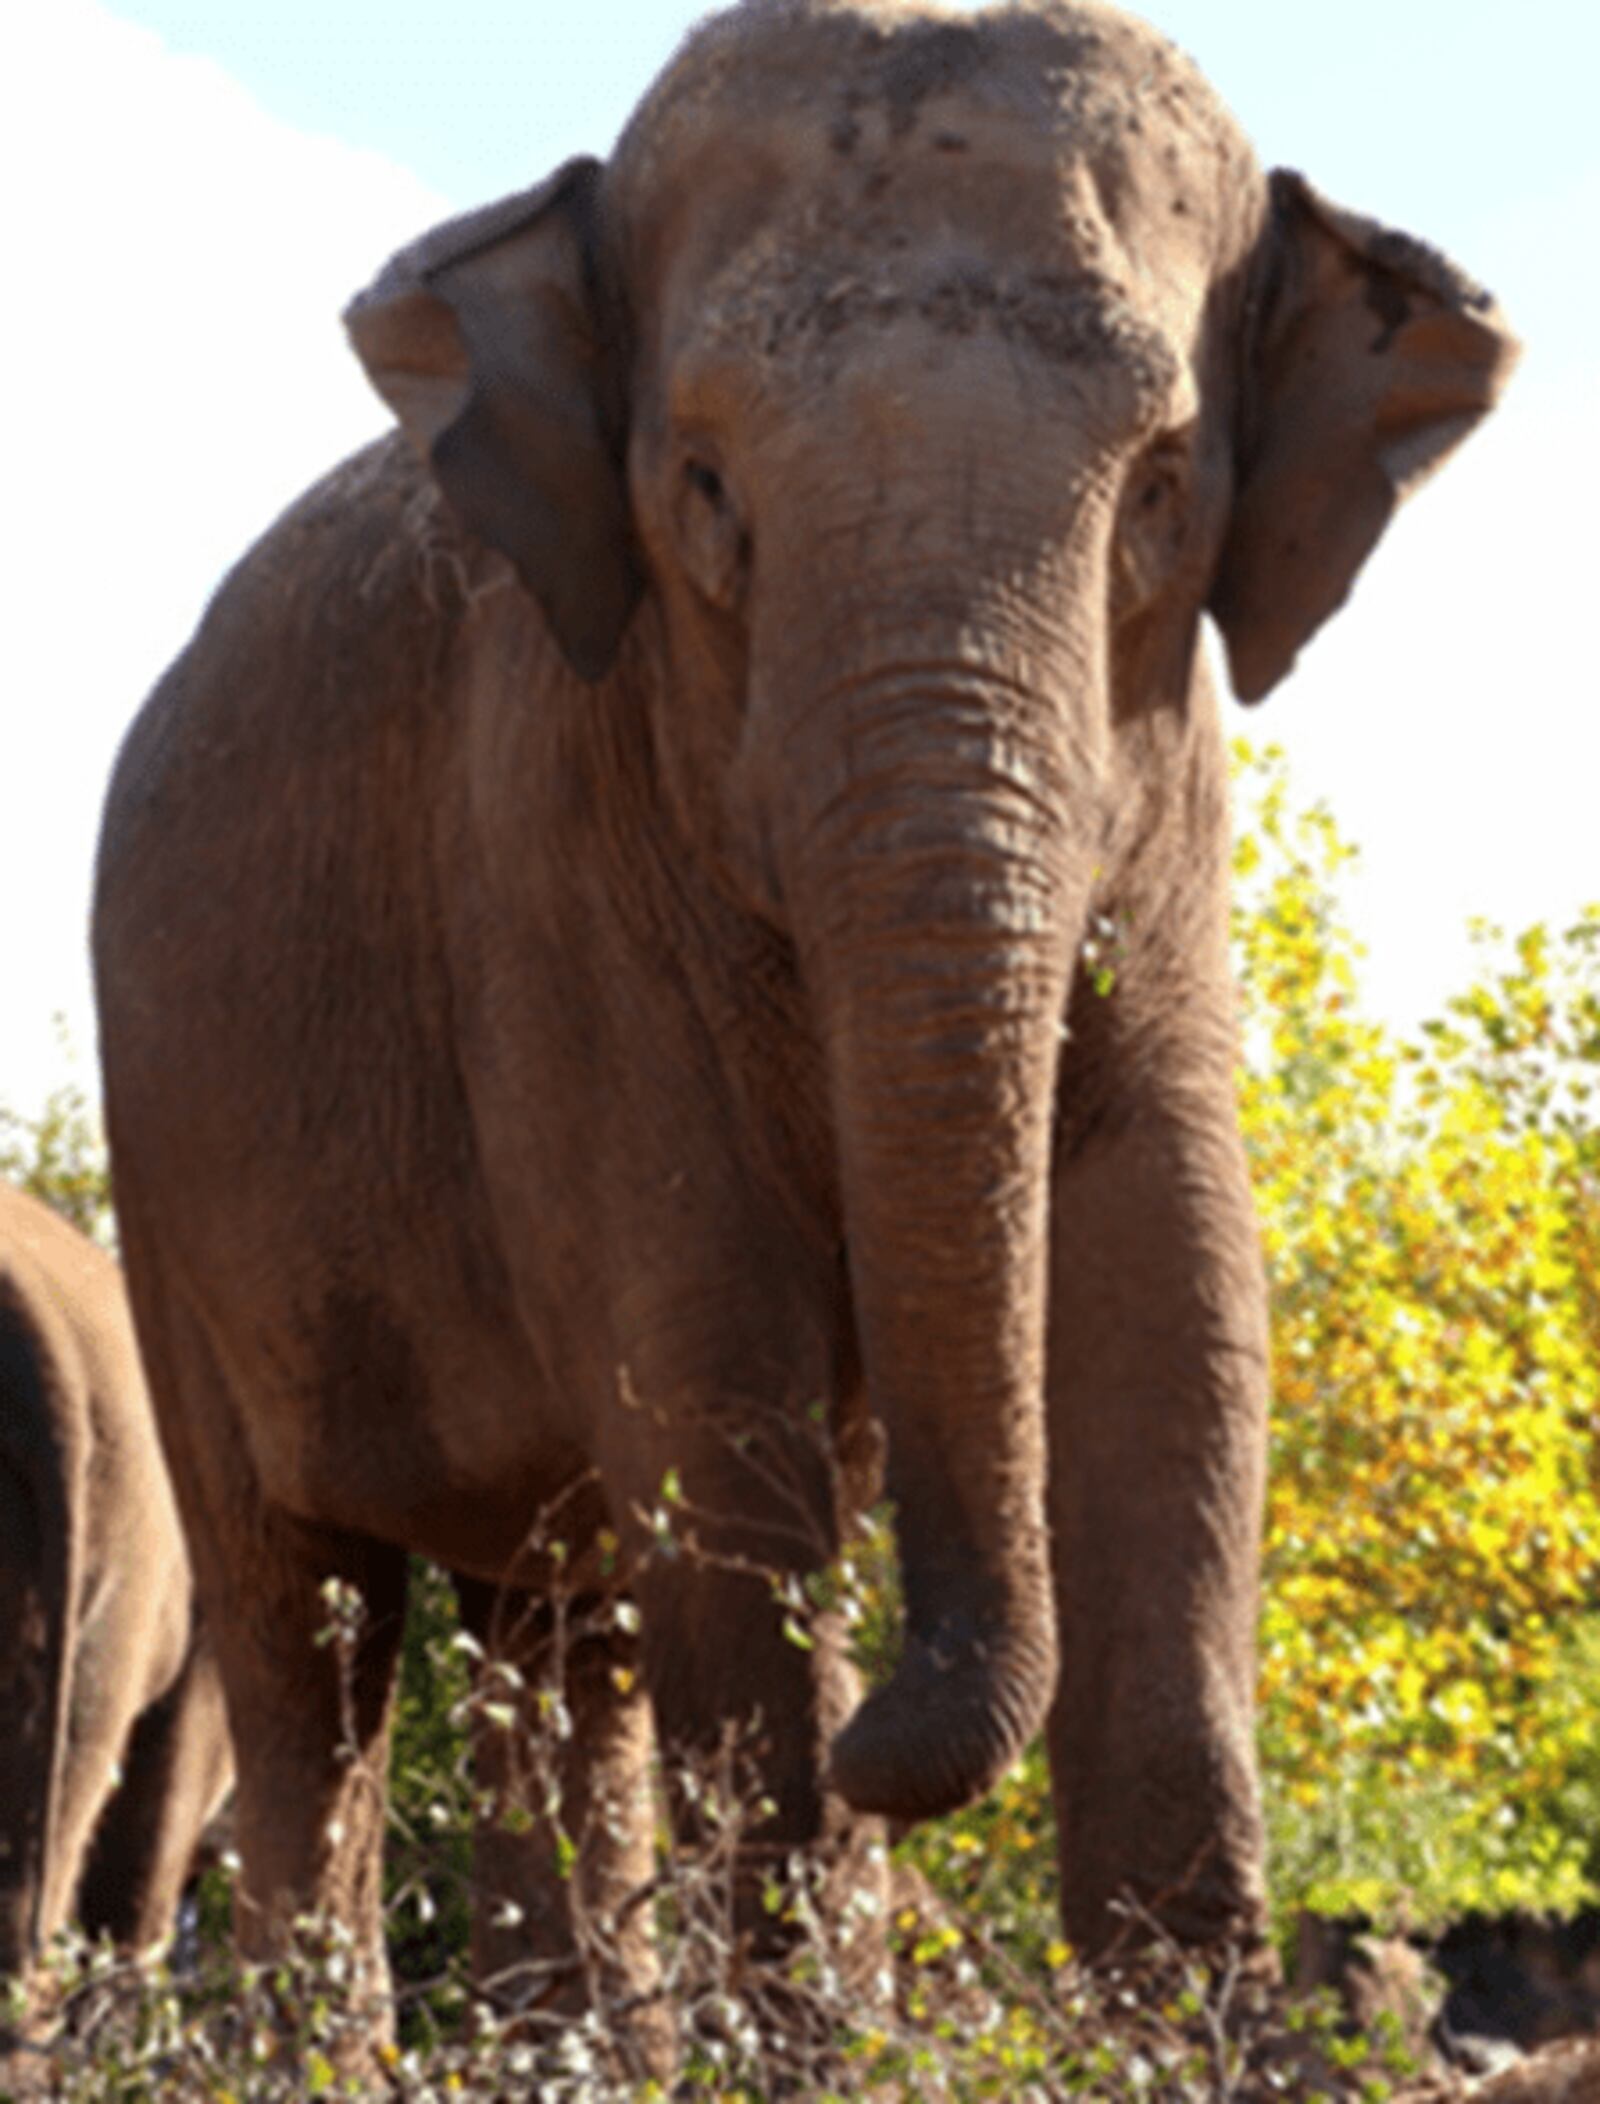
[1235,744,1600,1928]
[0,1034,112,1245]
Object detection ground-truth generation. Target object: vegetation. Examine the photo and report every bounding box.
[1234,744,1600,1930]
[0,1033,112,1246]
[4,741,1597,2096]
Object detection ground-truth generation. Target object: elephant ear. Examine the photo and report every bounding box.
[1209,169,1519,704]
[344,157,639,683]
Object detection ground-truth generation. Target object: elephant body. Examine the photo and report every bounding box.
[0,1183,231,1982]
[92,0,1515,2041]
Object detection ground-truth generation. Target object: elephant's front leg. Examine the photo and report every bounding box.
[452,1575,669,2079]
[597,1282,887,2017]
[1046,1072,1271,1961]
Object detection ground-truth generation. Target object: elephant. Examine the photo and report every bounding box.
[91,0,1516,2047]
[0,1182,232,1988]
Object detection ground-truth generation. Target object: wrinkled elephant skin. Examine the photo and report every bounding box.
[91,0,1515,2039]
[0,1184,232,1991]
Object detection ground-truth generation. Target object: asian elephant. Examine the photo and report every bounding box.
[91,0,1515,2034]
[0,1182,232,1986]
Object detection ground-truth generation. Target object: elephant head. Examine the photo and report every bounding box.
[345,0,1515,1826]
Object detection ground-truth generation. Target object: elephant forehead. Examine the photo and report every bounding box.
[686,234,1180,429]
[622,0,1233,160]
[613,0,1248,379]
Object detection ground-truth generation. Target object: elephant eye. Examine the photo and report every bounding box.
[1113,432,1196,619]
[1138,467,1177,511]
[676,454,749,611]
[684,459,727,507]
[1132,435,1191,515]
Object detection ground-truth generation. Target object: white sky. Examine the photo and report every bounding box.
[3,0,1596,1119]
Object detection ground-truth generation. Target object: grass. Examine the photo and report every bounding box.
[2,1555,1437,2104]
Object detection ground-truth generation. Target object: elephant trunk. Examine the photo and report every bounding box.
[778,661,1088,1822]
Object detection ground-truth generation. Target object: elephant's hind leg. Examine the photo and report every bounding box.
[76,1628,232,1955]
[119,1279,408,2028]
[453,1575,670,2079]
[205,1519,407,1993]
[0,1448,62,1980]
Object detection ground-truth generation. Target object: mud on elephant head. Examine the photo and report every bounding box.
[92,0,1514,2036]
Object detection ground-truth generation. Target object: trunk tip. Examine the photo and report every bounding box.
[827,1626,1055,1823]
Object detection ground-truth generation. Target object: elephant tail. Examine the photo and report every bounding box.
[0,1267,87,1982]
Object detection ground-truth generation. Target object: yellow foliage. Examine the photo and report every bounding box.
[1234,742,1600,1910]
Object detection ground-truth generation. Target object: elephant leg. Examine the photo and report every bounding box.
[76,1629,232,1954]
[210,1520,407,2008]
[0,1456,75,1977]
[452,1575,669,2075]
[114,1272,407,2021]
[1046,1092,1271,1960]
[615,1397,885,2029]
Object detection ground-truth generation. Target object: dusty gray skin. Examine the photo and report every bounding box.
[0,1184,231,1989]
[92,0,1515,2051]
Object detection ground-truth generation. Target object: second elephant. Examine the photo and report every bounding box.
[0,1182,231,1984]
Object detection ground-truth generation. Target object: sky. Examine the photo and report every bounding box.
[3,0,1596,1120]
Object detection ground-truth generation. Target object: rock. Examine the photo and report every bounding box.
[1435,1915,1600,2052]
[1469,2038,1600,2103]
